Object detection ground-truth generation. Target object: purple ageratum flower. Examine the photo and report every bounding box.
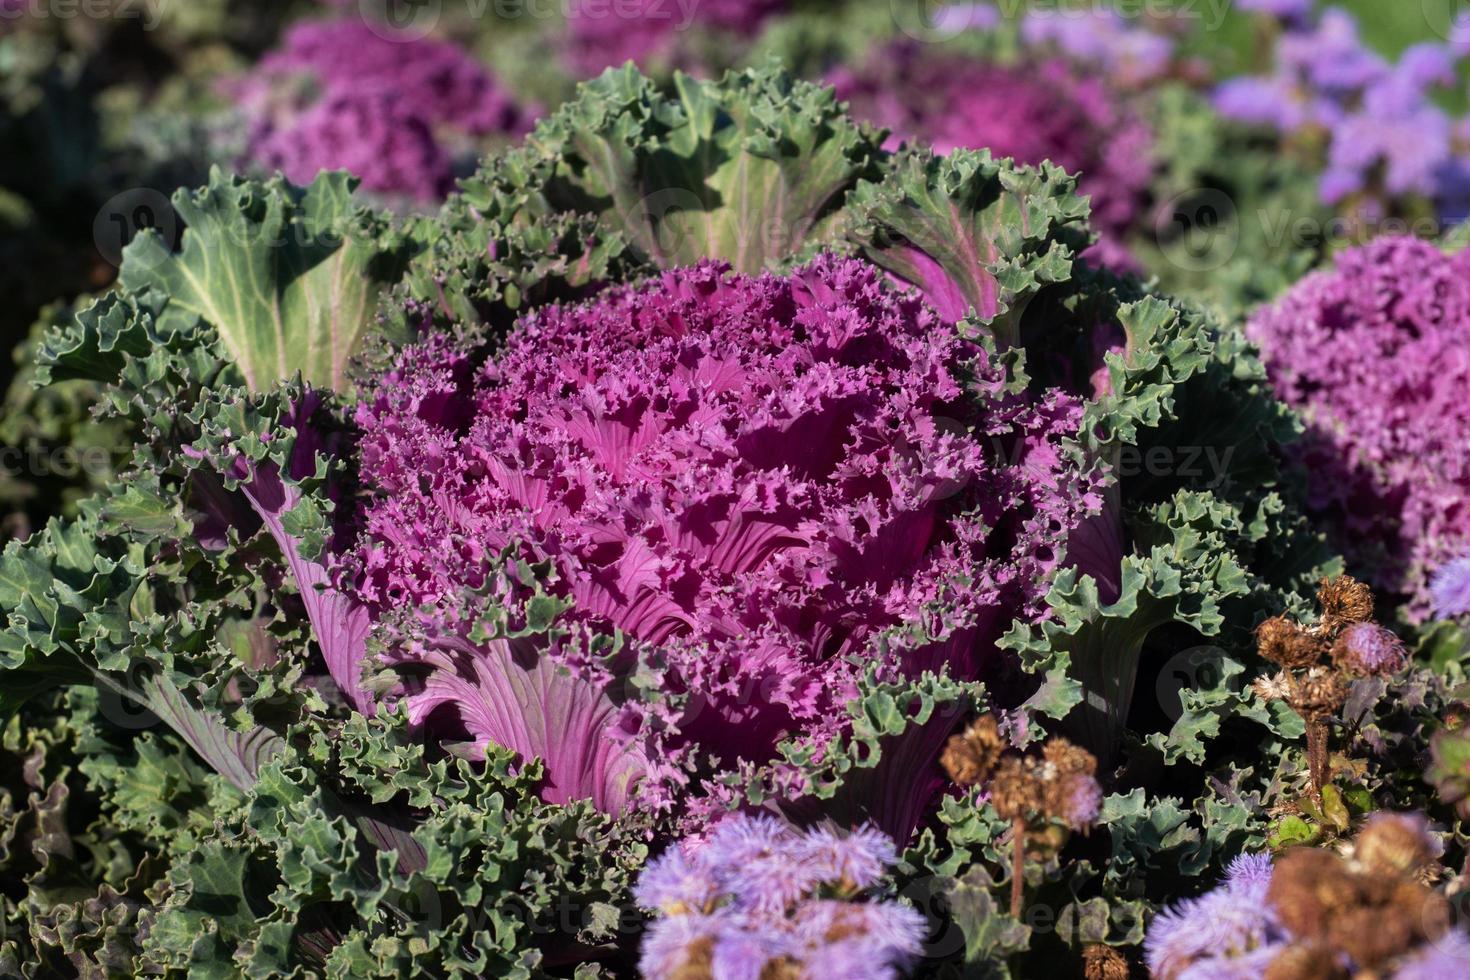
[1055,773,1103,830]
[634,844,722,915]
[709,816,815,914]
[1246,237,1470,619]
[1394,928,1470,979]
[562,0,785,77]
[1145,872,1285,980]
[1019,8,1175,86]
[1213,76,1313,132]
[349,255,1099,829]
[1223,853,1274,893]
[830,43,1152,269]
[1233,0,1313,21]
[1333,622,1409,677]
[639,912,725,978]
[1431,555,1470,619]
[1324,70,1455,203]
[1278,9,1388,95]
[232,18,533,201]
[795,825,899,892]
[637,817,924,980]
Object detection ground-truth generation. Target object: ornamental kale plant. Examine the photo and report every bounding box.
[562,0,786,77]
[831,40,1152,272]
[230,17,534,203]
[1247,236,1470,621]
[0,62,1372,977]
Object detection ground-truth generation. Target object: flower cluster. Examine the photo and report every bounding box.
[635,815,927,980]
[561,0,785,76]
[1213,7,1470,217]
[1019,7,1179,87]
[1252,576,1406,795]
[1146,814,1460,979]
[348,256,1100,826]
[941,714,1102,915]
[231,18,533,200]
[830,41,1152,271]
[1246,237,1470,618]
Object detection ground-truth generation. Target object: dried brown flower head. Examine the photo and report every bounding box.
[1256,616,1325,670]
[1355,814,1436,877]
[1252,671,1292,702]
[1289,667,1349,719]
[990,756,1044,822]
[1267,848,1358,942]
[1269,844,1451,972]
[1042,737,1097,778]
[1082,943,1129,980]
[1317,575,1374,633]
[941,715,1007,787]
[1330,879,1447,969]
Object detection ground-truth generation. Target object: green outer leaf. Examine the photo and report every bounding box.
[118,168,412,391]
[848,148,1090,345]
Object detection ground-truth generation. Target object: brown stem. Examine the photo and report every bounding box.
[1010,817,1026,920]
[1306,717,1329,799]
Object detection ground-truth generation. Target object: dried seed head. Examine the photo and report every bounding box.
[1042,737,1098,778]
[941,715,1007,787]
[1329,880,1447,969]
[1317,575,1374,633]
[1082,943,1129,980]
[1354,813,1437,876]
[1267,848,1358,942]
[1289,667,1348,719]
[1257,616,1324,670]
[1252,671,1292,702]
[990,756,1043,822]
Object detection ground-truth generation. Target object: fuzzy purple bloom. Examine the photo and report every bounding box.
[1223,853,1274,893]
[1145,872,1284,980]
[830,43,1151,270]
[1019,8,1175,85]
[636,817,924,980]
[1393,929,1470,979]
[1335,622,1409,677]
[1057,773,1103,830]
[1247,237,1470,619]
[1431,555,1470,620]
[349,255,1099,826]
[1233,0,1312,21]
[231,18,532,200]
[1213,9,1468,210]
